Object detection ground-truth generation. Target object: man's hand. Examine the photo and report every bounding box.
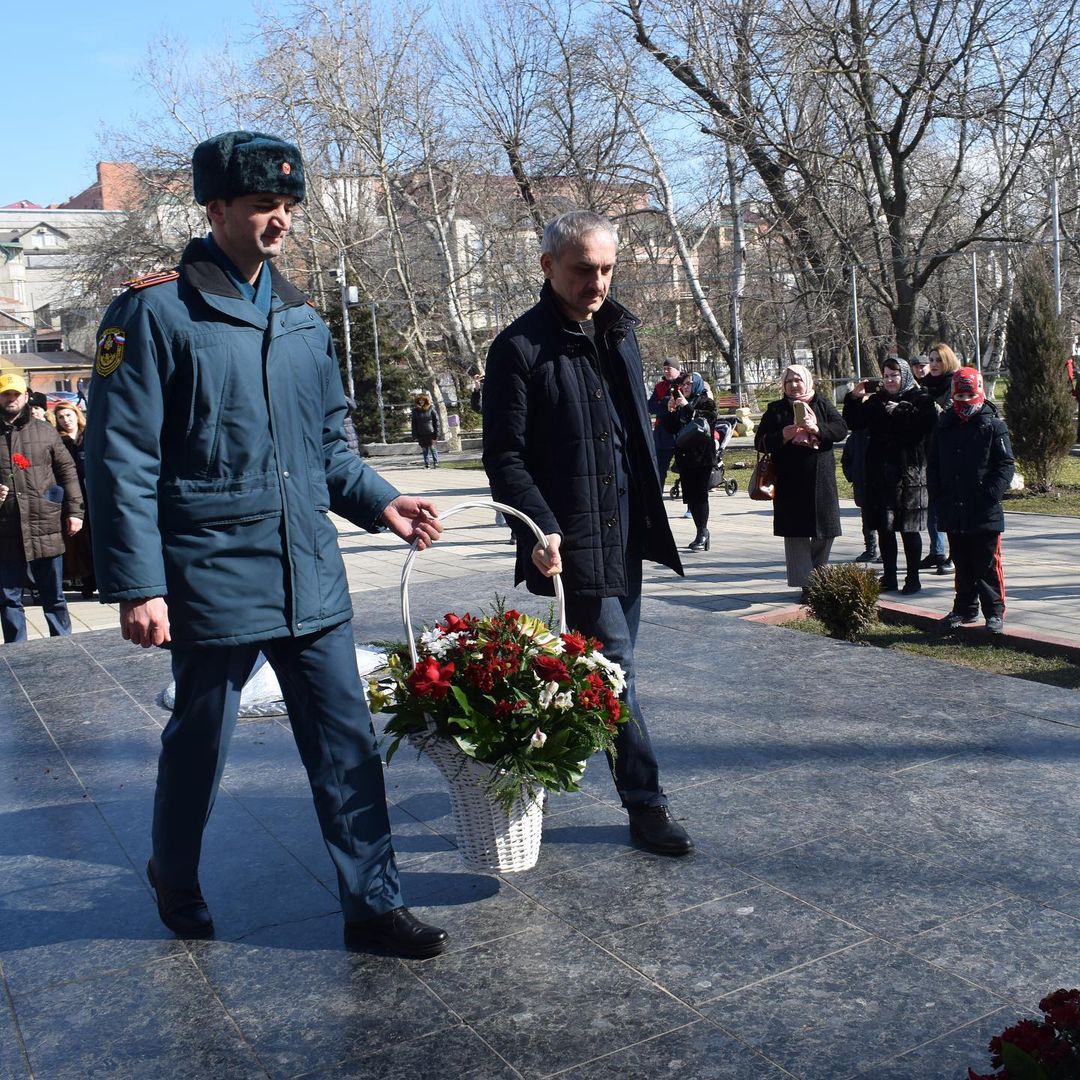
[532,533,562,577]
[381,495,442,550]
[66,516,83,537]
[119,597,171,648]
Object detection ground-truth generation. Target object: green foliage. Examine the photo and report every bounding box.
[805,563,880,641]
[1004,255,1076,492]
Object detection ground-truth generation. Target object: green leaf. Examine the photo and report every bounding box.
[1000,1041,1051,1080]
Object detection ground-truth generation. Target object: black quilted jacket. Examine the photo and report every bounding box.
[482,283,682,596]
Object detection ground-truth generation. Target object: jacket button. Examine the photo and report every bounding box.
[594,388,602,399]
[603,474,612,485]
[297,622,303,630]
[282,470,290,478]
[606,517,616,528]
[619,487,626,495]
[599,432,609,442]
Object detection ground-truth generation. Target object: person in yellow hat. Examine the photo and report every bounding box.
[0,372,83,641]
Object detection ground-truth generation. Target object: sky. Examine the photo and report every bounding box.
[3,0,276,207]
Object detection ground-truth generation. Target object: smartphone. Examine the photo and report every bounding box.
[793,400,807,425]
[864,378,882,393]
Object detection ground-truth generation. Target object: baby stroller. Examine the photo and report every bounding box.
[669,419,738,498]
[709,420,738,496]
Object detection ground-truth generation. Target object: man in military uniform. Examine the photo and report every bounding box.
[85,131,449,958]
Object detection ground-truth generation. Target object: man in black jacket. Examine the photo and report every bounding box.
[482,210,692,855]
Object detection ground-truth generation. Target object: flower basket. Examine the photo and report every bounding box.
[375,500,627,874]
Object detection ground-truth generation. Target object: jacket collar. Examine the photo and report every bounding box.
[537,280,641,338]
[179,239,310,324]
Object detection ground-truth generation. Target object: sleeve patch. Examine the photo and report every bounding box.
[95,327,126,377]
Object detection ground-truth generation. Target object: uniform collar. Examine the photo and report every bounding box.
[538,280,640,338]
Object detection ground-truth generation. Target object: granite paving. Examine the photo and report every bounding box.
[1,550,1078,1077]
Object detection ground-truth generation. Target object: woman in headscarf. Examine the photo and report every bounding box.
[755,364,847,600]
[662,370,717,551]
[410,393,441,468]
[843,356,937,594]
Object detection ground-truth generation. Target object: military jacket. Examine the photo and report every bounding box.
[85,239,398,646]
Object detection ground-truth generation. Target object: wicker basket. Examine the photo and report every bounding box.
[399,499,566,874]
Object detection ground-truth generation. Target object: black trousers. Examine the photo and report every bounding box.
[947,530,1005,619]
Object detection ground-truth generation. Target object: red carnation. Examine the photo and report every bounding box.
[560,631,588,656]
[532,655,571,685]
[11,453,29,470]
[408,656,455,700]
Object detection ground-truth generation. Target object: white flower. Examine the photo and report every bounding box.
[530,728,548,749]
[538,680,560,708]
[585,651,627,694]
[420,628,459,658]
[552,692,574,711]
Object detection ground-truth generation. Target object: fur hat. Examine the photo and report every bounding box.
[28,392,48,410]
[192,131,305,205]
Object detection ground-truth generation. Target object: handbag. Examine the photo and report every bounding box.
[748,452,776,501]
[675,415,711,450]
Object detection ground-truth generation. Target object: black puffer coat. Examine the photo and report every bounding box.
[843,388,937,532]
[482,282,682,596]
[927,405,1014,533]
[0,412,83,562]
[755,395,846,538]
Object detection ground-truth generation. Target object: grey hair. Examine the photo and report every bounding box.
[540,210,618,259]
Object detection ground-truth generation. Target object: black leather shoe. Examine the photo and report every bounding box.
[919,553,942,570]
[879,574,899,592]
[628,805,694,856]
[937,559,954,575]
[344,907,449,959]
[146,859,214,938]
[901,575,921,595]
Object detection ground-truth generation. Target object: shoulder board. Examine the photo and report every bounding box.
[306,299,317,308]
[123,270,180,291]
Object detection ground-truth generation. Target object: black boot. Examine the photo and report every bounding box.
[879,571,899,592]
[687,528,710,552]
[854,527,879,564]
[901,572,921,594]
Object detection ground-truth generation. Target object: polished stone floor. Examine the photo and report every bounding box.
[2,571,1079,1079]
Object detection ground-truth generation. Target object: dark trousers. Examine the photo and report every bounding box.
[154,620,403,922]
[564,557,664,809]
[0,555,70,643]
[948,530,1005,619]
[879,530,922,579]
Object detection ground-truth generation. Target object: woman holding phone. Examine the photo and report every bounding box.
[843,357,937,594]
[755,364,847,600]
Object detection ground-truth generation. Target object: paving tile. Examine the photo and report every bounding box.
[700,939,1002,1080]
[906,897,1080,1006]
[0,995,31,1080]
[4,639,120,701]
[298,1024,521,1079]
[0,745,86,812]
[13,954,266,1079]
[860,1007,1026,1079]
[36,689,161,747]
[414,922,696,1078]
[603,882,868,1003]
[60,726,163,804]
[518,848,757,938]
[739,831,1011,939]
[555,1020,792,1078]
[1,864,184,996]
[190,915,457,1079]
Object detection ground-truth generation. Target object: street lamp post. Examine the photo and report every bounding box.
[337,251,356,402]
[370,301,387,444]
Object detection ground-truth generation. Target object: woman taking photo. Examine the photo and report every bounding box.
[663,371,717,551]
[843,357,937,594]
[755,364,847,600]
[411,393,441,468]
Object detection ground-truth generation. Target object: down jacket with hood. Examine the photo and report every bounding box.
[85,238,399,647]
[482,281,682,597]
[0,411,83,562]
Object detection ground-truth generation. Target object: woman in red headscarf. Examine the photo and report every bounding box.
[926,367,1015,633]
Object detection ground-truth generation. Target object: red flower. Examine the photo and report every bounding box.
[438,612,474,634]
[11,453,29,470]
[560,631,588,656]
[532,655,570,685]
[408,657,455,700]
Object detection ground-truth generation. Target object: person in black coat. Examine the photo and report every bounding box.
[662,371,717,551]
[927,367,1014,633]
[843,357,937,594]
[918,342,962,573]
[411,393,440,468]
[482,209,691,857]
[755,364,847,598]
[647,358,683,493]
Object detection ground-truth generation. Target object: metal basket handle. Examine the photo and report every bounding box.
[400,499,567,665]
